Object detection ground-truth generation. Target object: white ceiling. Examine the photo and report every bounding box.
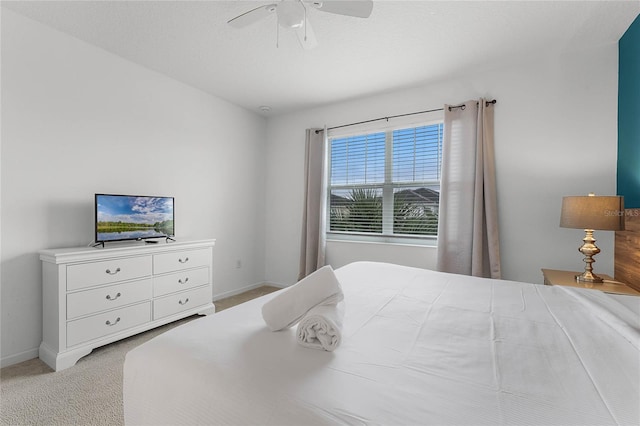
[3,1,639,116]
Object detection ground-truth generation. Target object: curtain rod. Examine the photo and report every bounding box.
[315,99,496,134]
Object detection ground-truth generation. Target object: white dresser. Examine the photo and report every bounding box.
[39,239,216,371]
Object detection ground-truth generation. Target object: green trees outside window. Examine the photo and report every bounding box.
[330,188,438,236]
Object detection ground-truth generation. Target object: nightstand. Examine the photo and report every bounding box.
[541,268,640,296]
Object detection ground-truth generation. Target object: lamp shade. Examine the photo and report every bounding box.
[560,195,625,231]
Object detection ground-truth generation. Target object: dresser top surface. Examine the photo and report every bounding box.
[40,239,216,264]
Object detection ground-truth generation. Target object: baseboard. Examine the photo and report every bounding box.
[263,281,288,289]
[213,281,286,301]
[1,347,39,369]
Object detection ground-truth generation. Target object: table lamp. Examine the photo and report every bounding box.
[560,193,624,283]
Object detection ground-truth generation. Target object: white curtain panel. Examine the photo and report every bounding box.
[299,128,327,280]
[437,99,501,278]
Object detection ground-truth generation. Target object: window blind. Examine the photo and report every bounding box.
[328,122,443,239]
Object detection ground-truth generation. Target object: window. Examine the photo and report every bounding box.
[328,122,443,243]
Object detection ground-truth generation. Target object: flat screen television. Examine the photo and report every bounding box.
[95,194,174,245]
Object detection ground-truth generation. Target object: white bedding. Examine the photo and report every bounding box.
[124,262,640,425]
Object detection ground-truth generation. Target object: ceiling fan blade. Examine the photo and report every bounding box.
[228,4,278,28]
[295,19,318,50]
[309,0,373,18]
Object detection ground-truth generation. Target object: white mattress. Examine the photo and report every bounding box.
[124,262,640,425]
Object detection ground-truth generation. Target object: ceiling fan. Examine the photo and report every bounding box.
[227,0,374,49]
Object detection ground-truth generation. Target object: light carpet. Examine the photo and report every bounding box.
[0,286,279,426]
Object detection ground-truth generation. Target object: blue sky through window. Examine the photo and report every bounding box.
[392,124,442,183]
[331,132,385,185]
[330,123,442,186]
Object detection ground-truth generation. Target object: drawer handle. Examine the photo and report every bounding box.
[106,292,122,301]
[178,298,190,306]
[178,277,189,285]
[105,267,121,275]
[178,257,189,264]
[105,317,121,326]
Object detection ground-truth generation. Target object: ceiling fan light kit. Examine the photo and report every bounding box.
[277,2,305,29]
[228,0,373,49]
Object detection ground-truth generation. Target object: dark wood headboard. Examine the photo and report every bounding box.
[615,208,640,292]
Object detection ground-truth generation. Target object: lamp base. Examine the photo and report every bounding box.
[574,271,604,284]
[576,228,604,284]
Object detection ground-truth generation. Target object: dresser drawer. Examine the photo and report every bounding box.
[67,256,152,291]
[67,302,151,347]
[67,279,152,320]
[153,248,211,275]
[153,286,211,320]
[153,267,209,297]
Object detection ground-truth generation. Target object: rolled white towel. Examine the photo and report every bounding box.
[297,301,345,351]
[262,265,343,331]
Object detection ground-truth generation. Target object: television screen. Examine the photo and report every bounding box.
[95,194,174,243]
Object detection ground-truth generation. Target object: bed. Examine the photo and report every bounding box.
[123,261,639,425]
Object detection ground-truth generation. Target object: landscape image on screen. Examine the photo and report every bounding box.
[96,195,174,242]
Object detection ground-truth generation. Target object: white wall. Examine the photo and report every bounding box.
[0,10,267,366]
[264,44,619,287]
